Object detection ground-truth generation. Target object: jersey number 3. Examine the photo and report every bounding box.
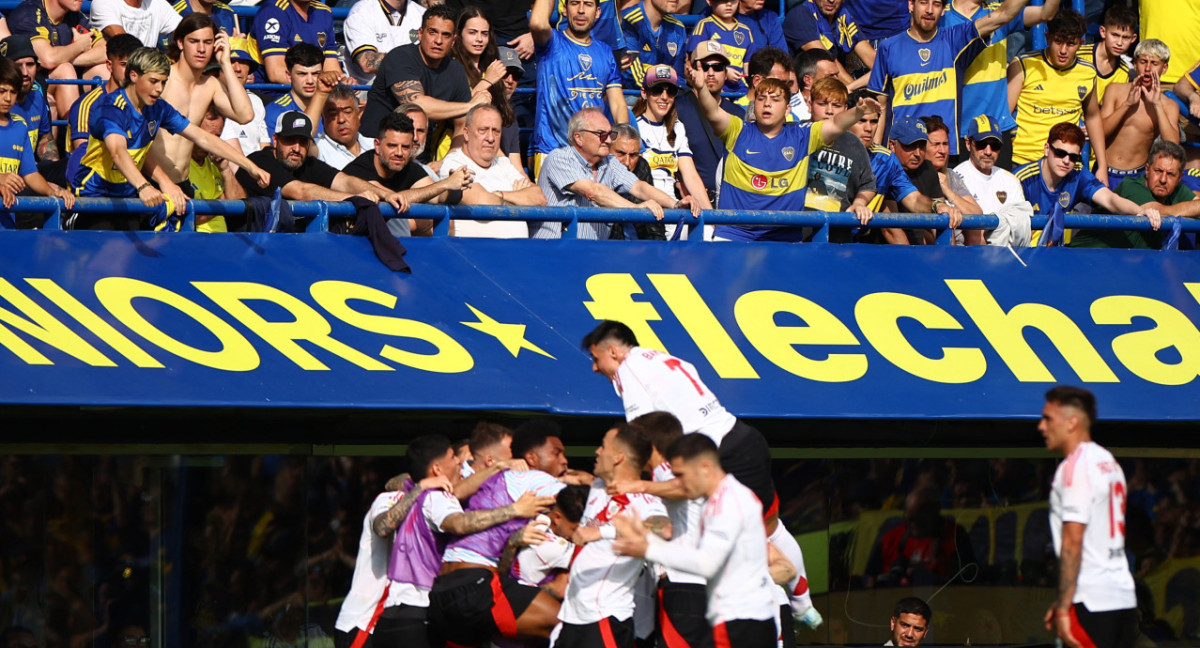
[1109,481,1126,538]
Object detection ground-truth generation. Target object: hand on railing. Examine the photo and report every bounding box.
[1141,206,1162,230]
[0,173,25,208]
[676,195,701,218]
[638,200,665,221]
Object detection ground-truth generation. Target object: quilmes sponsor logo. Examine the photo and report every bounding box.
[902,71,948,101]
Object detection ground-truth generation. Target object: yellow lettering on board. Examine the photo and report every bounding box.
[26,278,163,368]
[1093,295,1200,386]
[94,277,259,371]
[734,290,866,382]
[583,273,666,351]
[0,278,113,366]
[946,279,1117,383]
[194,282,390,371]
[855,292,986,383]
[310,281,474,373]
[647,274,758,379]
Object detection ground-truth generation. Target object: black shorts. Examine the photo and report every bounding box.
[657,580,712,648]
[371,604,430,648]
[712,619,775,648]
[777,604,794,648]
[428,567,541,644]
[1069,603,1138,648]
[554,616,636,648]
[718,420,778,517]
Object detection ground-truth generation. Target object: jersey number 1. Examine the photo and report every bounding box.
[664,359,705,396]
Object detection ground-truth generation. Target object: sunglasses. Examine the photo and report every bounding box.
[647,84,678,97]
[581,129,617,142]
[1050,145,1082,163]
[972,138,1002,152]
[696,61,727,72]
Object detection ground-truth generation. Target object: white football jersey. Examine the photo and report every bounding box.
[652,462,705,586]
[514,528,574,587]
[335,490,401,633]
[342,0,425,83]
[1050,441,1136,612]
[615,347,737,445]
[387,489,463,608]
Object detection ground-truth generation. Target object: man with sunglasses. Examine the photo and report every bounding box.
[954,115,1023,245]
[1014,122,1157,245]
[674,40,740,201]
[531,106,696,239]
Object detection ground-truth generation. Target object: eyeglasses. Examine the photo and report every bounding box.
[581,129,617,142]
[1049,145,1082,163]
[648,85,678,98]
[119,638,150,646]
[972,138,1002,152]
[696,61,727,72]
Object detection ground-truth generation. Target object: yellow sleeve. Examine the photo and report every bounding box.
[720,115,745,150]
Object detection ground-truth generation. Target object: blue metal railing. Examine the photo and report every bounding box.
[6,197,1197,246]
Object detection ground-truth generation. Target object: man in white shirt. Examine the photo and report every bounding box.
[92,0,181,43]
[220,36,270,156]
[884,597,932,647]
[343,0,425,85]
[441,104,546,237]
[953,115,1027,245]
[1040,386,1138,648]
[318,84,375,169]
[614,433,778,648]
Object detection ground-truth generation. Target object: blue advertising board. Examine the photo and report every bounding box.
[1,231,1198,420]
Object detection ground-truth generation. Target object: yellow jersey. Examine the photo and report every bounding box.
[1011,50,1096,165]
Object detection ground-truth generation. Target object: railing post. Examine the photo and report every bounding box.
[46,200,62,230]
[687,213,705,241]
[567,206,580,239]
[936,226,954,245]
[432,206,450,237]
[182,200,196,232]
[810,211,830,243]
[313,201,329,233]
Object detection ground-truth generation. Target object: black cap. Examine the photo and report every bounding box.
[274,111,314,141]
[1,36,35,61]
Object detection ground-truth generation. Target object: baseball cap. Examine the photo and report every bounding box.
[690,39,731,64]
[229,36,259,71]
[498,47,523,74]
[889,115,929,145]
[965,114,1003,142]
[1,36,35,62]
[642,64,678,89]
[275,111,315,141]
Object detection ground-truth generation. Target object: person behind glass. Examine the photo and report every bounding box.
[633,64,713,240]
[0,57,74,228]
[112,621,150,648]
[67,47,269,230]
[318,84,375,170]
[532,107,698,239]
[886,597,932,647]
[610,123,666,240]
[673,39,739,203]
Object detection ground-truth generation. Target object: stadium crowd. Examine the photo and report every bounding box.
[0,0,1191,245]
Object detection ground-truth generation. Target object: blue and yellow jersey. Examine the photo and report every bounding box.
[868,22,981,156]
[552,0,626,53]
[712,116,826,242]
[782,0,864,61]
[866,144,918,211]
[620,2,687,89]
[12,84,50,152]
[1015,158,1105,244]
[941,2,1021,135]
[1077,43,1130,106]
[531,30,623,155]
[6,0,93,46]
[173,0,239,35]
[843,0,907,41]
[1182,168,1200,193]
[250,0,337,62]
[264,93,324,139]
[688,16,756,92]
[1011,50,1096,165]
[67,85,109,145]
[70,89,191,198]
[0,115,36,177]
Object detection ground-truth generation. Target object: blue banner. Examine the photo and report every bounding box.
[1,232,1199,419]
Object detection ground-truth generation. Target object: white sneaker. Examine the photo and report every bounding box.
[794,607,823,629]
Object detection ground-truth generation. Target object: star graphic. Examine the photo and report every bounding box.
[460,304,555,359]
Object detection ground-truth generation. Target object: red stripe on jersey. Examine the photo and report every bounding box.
[658,587,690,648]
[489,572,518,638]
[599,617,619,648]
[349,582,390,648]
[713,622,733,648]
[1063,445,1084,487]
[793,576,809,596]
[763,492,779,520]
[1068,606,1099,648]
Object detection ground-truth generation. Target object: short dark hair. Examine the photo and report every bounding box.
[1045,385,1097,427]
[633,412,683,461]
[746,46,792,80]
[107,33,143,61]
[556,484,589,522]
[378,112,414,138]
[580,320,639,351]
[893,597,933,623]
[327,83,359,105]
[919,115,948,137]
[0,57,19,93]
[795,48,835,85]
[664,433,720,464]
[407,434,452,478]
[512,419,562,460]
[1046,8,1086,42]
[613,422,652,474]
[285,43,324,71]
[1102,5,1137,31]
[469,421,513,459]
[1149,139,1186,171]
[848,89,878,112]
[423,4,458,27]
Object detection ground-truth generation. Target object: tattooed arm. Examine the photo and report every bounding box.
[356,50,385,76]
[371,475,453,538]
[1045,521,1085,648]
[37,132,59,163]
[643,515,673,540]
[497,520,548,577]
[390,79,486,121]
[440,491,554,535]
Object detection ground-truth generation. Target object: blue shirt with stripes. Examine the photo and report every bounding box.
[532,29,623,155]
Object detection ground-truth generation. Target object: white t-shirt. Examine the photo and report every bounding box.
[953,160,1026,215]
[221,93,270,157]
[652,461,705,586]
[615,347,738,445]
[514,528,574,587]
[644,474,775,625]
[317,132,375,170]
[559,479,667,625]
[635,114,691,199]
[90,0,181,46]
[1050,441,1136,612]
[442,470,566,566]
[440,149,531,239]
[343,0,425,84]
[387,489,462,608]
[334,490,401,633]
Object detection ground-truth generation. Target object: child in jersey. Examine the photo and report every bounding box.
[688,0,754,92]
[0,56,75,228]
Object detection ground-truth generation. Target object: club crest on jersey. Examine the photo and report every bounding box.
[996,190,1007,204]
[918,48,931,63]
[409,29,419,42]
[1077,85,1087,99]
[782,146,795,162]
[667,42,678,56]
[147,121,158,137]
[318,32,327,47]
[579,53,592,70]
[606,500,621,518]
[733,31,745,46]
[1059,191,1071,208]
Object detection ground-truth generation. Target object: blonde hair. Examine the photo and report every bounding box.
[124,47,171,87]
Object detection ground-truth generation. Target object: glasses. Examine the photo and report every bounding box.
[972,138,1002,151]
[696,61,727,72]
[120,638,150,646]
[648,85,678,98]
[581,129,617,142]
[1050,145,1082,163]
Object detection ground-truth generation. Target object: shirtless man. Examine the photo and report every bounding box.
[151,12,254,190]
[1100,39,1180,190]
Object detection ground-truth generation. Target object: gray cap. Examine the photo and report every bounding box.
[498,47,523,74]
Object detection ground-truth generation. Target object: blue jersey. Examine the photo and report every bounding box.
[264,93,324,139]
[1183,168,1200,193]
[532,29,623,154]
[866,144,918,209]
[783,0,864,61]
[67,85,109,144]
[941,2,1021,134]
[843,0,908,41]
[1014,159,1105,213]
[620,2,687,89]
[71,89,191,197]
[737,8,786,51]
[689,16,757,92]
[0,115,37,176]
[7,0,92,46]
[12,84,50,152]
[251,0,337,63]
[868,21,981,155]
[552,0,627,52]
[173,0,239,34]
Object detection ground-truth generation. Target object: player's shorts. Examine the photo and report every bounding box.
[777,603,795,648]
[371,604,432,648]
[1105,165,1145,190]
[553,615,635,648]
[1068,603,1138,648]
[712,618,776,648]
[657,580,713,648]
[718,420,778,518]
[427,567,542,644]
